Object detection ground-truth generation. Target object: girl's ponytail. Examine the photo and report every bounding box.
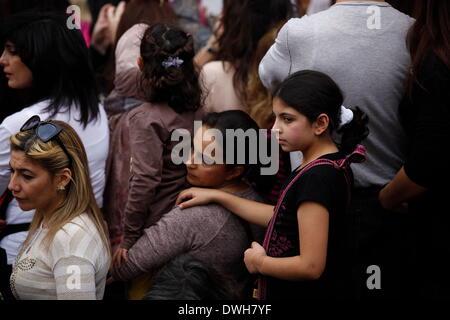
[337,107,369,155]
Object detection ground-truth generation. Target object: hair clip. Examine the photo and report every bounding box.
[162,56,184,69]
[339,105,354,128]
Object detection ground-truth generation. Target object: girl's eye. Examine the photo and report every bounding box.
[283,117,293,123]
[5,47,17,55]
[22,174,33,180]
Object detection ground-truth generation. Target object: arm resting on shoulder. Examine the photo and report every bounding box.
[177,188,274,227]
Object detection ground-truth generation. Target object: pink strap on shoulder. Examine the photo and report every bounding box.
[256,145,366,300]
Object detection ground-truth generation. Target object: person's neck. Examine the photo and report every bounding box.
[218,180,249,194]
[299,139,339,170]
[39,198,64,228]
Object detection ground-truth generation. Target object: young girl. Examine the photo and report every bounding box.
[112,23,204,266]
[177,70,368,299]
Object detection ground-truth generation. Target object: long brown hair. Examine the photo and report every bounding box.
[10,120,111,257]
[246,25,283,129]
[406,0,450,93]
[215,0,293,102]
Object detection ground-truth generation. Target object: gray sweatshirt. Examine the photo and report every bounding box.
[259,1,415,187]
[112,188,264,298]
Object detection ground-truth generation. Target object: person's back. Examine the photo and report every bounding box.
[201,61,245,113]
[260,1,414,187]
[112,187,263,299]
[259,1,415,299]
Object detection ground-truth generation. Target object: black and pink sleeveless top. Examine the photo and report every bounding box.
[257,145,366,300]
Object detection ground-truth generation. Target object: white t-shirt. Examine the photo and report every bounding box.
[0,100,109,264]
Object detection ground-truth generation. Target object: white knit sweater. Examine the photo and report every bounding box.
[10,214,110,300]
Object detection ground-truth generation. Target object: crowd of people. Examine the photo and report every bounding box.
[0,0,449,300]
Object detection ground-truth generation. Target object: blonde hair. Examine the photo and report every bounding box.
[10,120,111,257]
[246,26,283,130]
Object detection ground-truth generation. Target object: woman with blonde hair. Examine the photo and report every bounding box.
[8,116,111,300]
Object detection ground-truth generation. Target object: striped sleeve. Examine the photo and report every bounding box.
[53,256,96,300]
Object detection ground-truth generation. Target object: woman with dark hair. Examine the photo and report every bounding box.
[178,70,369,299]
[379,0,450,298]
[112,110,263,300]
[112,23,204,277]
[0,0,71,122]
[0,13,109,300]
[197,0,293,112]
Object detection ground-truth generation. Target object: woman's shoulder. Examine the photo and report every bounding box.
[48,214,108,269]
[127,102,170,123]
[202,61,235,75]
[53,214,101,246]
[233,187,264,203]
[293,155,349,188]
[0,100,50,132]
[279,16,313,38]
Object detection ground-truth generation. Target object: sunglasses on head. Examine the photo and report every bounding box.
[20,115,72,167]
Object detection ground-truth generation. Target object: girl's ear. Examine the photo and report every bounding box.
[225,166,245,181]
[137,56,144,71]
[314,113,330,136]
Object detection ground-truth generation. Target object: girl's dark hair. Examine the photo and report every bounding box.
[202,110,261,177]
[216,0,293,101]
[406,0,450,94]
[1,12,100,127]
[139,23,201,113]
[274,70,369,154]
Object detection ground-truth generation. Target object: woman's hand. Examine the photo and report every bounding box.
[244,242,267,274]
[112,246,128,269]
[176,187,218,209]
[91,2,126,55]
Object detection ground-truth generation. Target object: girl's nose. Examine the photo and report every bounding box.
[186,151,197,168]
[272,119,281,133]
